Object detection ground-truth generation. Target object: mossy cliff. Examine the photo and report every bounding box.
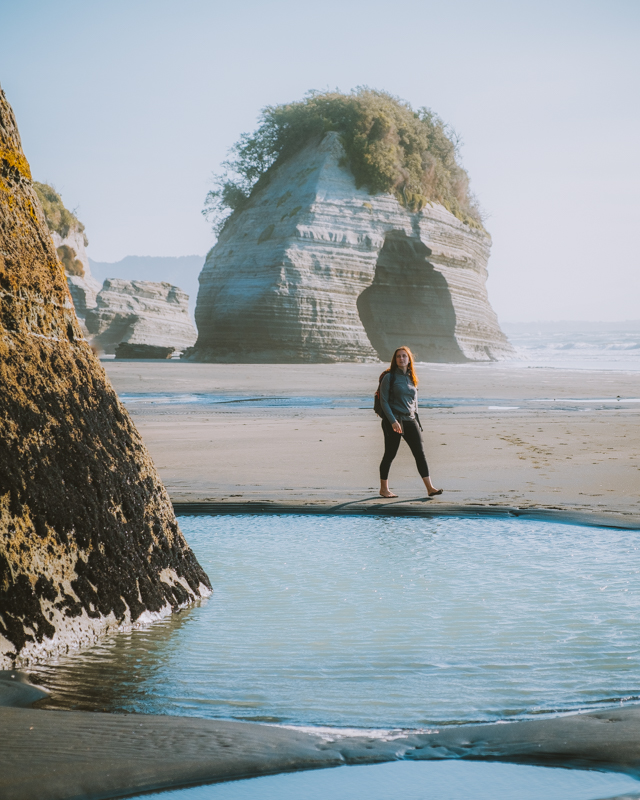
[33,182,87,249]
[204,89,484,234]
[0,86,211,667]
[33,182,101,328]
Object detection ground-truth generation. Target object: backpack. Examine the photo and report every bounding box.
[374,369,395,418]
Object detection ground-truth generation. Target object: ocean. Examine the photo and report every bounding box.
[502,321,640,371]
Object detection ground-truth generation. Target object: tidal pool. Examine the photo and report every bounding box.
[31,514,640,798]
[33,514,640,728]
[138,761,640,800]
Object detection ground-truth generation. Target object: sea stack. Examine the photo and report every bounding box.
[87,279,197,358]
[190,93,513,363]
[0,85,211,668]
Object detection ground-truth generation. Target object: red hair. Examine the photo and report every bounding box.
[389,346,419,386]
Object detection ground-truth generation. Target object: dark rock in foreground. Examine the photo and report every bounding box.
[0,85,211,668]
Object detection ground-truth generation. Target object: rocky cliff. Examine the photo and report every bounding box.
[190,133,513,363]
[52,229,101,327]
[34,183,101,330]
[0,86,211,668]
[87,279,197,358]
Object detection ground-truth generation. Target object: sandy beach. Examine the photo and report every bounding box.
[105,361,640,524]
[4,360,640,800]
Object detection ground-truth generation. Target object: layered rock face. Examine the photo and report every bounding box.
[34,183,101,330]
[86,279,197,358]
[35,188,197,354]
[0,87,211,668]
[190,133,513,363]
[52,227,101,327]
[89,255,205,318]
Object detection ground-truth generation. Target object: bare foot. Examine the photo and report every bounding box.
[379,480,397,498]
[423,478,442,497]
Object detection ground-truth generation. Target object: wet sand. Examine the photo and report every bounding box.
[5,361,640,798]
[106,361,640,523]
[4,675,640,800]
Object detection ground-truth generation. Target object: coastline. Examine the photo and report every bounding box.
[4,360,640,799]
[172,501,640,530]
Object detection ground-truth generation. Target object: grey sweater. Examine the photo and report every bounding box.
[380,370,418,425]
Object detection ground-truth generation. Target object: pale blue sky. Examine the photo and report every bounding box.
[1,0,638,321]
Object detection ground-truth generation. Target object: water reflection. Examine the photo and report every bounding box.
[32,602,202,713]
[29,515,640,728]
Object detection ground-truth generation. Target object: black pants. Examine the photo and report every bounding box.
[380,417,429,480]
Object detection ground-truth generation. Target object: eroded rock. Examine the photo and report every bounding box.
[53,228,101,327]
[0,85,211,668]
[34,182,101,330]
[86,279,197,357]
[189,133,513,363]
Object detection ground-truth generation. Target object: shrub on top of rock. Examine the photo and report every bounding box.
[33,182,87,244]
[203,88,484,234]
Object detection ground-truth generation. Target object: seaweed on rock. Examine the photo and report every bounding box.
[0,84,211,667]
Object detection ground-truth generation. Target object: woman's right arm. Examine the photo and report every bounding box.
[380,373,397,426]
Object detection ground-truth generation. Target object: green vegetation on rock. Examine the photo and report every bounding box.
[56,244,84,276]
[204,88,484,233]
[34,182,88,244]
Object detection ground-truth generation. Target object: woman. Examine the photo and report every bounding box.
[379,346,442,499]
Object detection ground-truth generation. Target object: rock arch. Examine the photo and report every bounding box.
[357,230,467,362]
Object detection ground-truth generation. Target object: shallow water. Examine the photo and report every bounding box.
[135,761,640,800]
[118,391,461,408]
[119,392,640,412]
[33,515,640,728]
